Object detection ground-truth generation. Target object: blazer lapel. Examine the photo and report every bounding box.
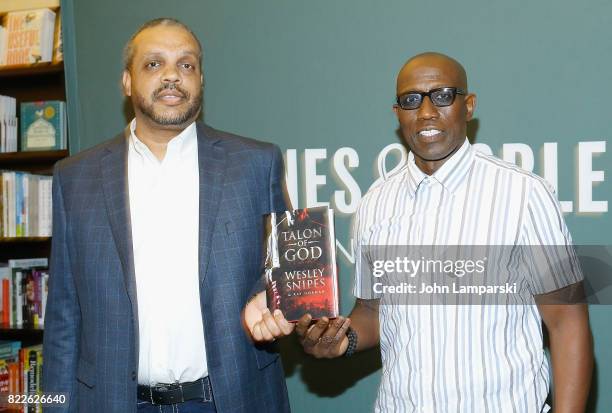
[100,127,139,339]
[197,123,227,283]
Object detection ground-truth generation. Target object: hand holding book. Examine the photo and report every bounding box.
[243,290,294,341]
[243,292,351,358]
[295,314,351,358]
[243,207,341,343]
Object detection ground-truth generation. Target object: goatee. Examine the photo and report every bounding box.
[135,83,202,127]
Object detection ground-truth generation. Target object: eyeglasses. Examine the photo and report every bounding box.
[395,87,466,110]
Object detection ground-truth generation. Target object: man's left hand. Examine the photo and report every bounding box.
[243,291,295,341]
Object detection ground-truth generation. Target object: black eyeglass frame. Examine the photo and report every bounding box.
[395,87,467,110]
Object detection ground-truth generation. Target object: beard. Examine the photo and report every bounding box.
[134,83,202,127]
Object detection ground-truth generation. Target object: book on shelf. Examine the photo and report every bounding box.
[0,342,43,413]
[0,25,6,66]
[52,10,62,63]
[20,100,66,151]
[0,258,48,329]
[3,8,56,66]
[21,345,43,413]
[1,171,52,237]
[0,339,21,412]
[265,206,339,322]
[0,95,17,153]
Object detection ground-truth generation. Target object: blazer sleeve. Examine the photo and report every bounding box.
[42,166,80,412]
[248,145,288,297]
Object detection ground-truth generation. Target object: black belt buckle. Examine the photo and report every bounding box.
[151,383,182,405]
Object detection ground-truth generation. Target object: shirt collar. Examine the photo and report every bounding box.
[129,119,197,162]
[406,138,474,197]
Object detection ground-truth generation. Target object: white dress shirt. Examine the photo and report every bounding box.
[128,119,207,385]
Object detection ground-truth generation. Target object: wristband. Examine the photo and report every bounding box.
[344,327,358,357]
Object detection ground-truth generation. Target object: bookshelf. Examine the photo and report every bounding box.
[0,0,66,354]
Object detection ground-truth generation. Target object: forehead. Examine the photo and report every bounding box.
[132,25,199,59]
[396,60,462,93]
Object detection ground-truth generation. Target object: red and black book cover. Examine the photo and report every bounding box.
[265,207,339,322]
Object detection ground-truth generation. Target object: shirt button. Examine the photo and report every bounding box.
[131,371,136,381]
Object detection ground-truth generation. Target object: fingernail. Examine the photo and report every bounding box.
[274,309,282,317]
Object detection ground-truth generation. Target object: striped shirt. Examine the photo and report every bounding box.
[353,139,581,412]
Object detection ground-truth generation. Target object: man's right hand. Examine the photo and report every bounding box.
[295,314,351,358]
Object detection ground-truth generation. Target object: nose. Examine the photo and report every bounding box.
[161,64,181,85]
[417,95,438,120]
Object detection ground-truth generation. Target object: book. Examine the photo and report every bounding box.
[39,272,48,326]
[265,207,339,322]
[0,95,18,153]
[0,341,20,360]
[6,259,48,328]
[0,340,20,411]
[20,345,42,413]
[4,8,56,66]
[52,10,62,63]
[0,25,6,65]
[0,266,9,325]
[20,100,66,151]
[1,171,52,237]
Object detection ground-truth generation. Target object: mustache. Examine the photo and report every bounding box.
[152,83,190,100]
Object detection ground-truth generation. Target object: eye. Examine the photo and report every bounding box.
[180,63,196,71]
[398,93,422,109]
[432,90,454,105]
[146,61,161,69]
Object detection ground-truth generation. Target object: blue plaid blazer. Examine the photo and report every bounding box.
[42,123,290,413]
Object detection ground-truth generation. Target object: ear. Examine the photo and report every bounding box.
[465,93,476,121]
[392,104,400,117]
[122,70,132,97]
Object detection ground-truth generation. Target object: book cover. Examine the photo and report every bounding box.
[7,259,47,328]
[4,8,55,65]
[0,267,9,325]
[0,358,20,412]
[39,272,48,327]
[15,172,24,237]
[20,101,66,151]
[0,359,10,412]
[265,207,339,322]
[12,270,22,327]
[5,172,15,237]
[22,270,38,328]
[0,341,21,360]
[52,11,62,63]
[20,345,42,413]
[38,177,52,236]
[0,25,6,65]
[0,95,18,153]
[1,278,9,325]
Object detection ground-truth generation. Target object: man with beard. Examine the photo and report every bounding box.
[247,53,593,412]
[42,18,290,413]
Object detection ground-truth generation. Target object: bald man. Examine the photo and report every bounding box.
[245,53,592,412]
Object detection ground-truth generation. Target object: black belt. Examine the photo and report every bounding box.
[137,377,212,405]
